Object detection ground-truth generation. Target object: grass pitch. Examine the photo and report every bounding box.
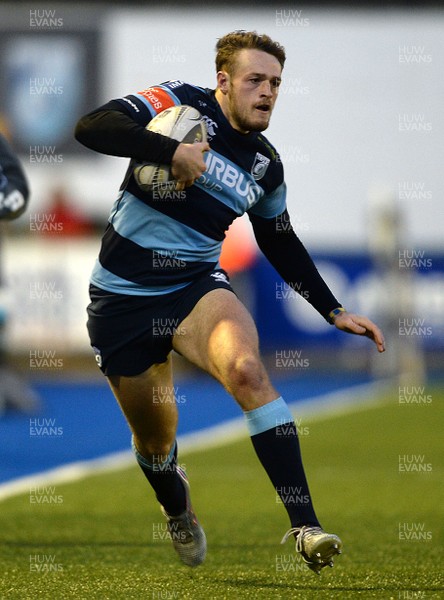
[1,386,443,599]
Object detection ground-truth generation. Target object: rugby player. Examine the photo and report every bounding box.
[0,133,40,414]
[75,31,385,573]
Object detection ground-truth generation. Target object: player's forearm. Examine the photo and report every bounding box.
[250,210,342,322]
[74,108,180,164]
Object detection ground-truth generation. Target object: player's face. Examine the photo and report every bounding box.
[217,49,282,134]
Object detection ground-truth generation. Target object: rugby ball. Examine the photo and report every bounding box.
[133,105,207,192]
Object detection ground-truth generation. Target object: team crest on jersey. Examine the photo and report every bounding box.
[251,152,271,181]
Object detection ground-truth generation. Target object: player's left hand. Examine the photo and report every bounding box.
[333,312,385,353]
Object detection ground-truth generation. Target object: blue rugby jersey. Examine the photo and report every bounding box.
[90,80,287,296]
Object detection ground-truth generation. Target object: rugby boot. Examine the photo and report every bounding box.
[160,466,206,567]
[281,525,342,574]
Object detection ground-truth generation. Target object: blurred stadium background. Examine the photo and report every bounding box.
[0,1,443,487]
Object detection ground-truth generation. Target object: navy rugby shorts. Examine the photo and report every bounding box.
[86,268,235,376]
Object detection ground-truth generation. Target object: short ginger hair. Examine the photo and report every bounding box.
[215,30,286,75]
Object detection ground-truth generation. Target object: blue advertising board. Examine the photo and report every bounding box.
[249,252,444,351]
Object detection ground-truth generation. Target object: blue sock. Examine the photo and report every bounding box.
[245,397,320,528]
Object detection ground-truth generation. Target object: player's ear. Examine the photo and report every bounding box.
[217,70,230,94]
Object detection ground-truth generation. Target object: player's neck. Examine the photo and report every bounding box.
[214,88,250,135]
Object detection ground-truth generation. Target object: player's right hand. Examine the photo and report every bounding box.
[171,141,209,190]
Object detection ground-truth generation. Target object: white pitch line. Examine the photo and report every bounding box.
[0,378,393,502]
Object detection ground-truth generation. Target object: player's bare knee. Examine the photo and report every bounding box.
[227,354,267,395]
[134,436,174,463]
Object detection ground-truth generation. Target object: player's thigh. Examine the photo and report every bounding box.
[173,289,257,368]
[172,289,275,404]
[107,354,178,455]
